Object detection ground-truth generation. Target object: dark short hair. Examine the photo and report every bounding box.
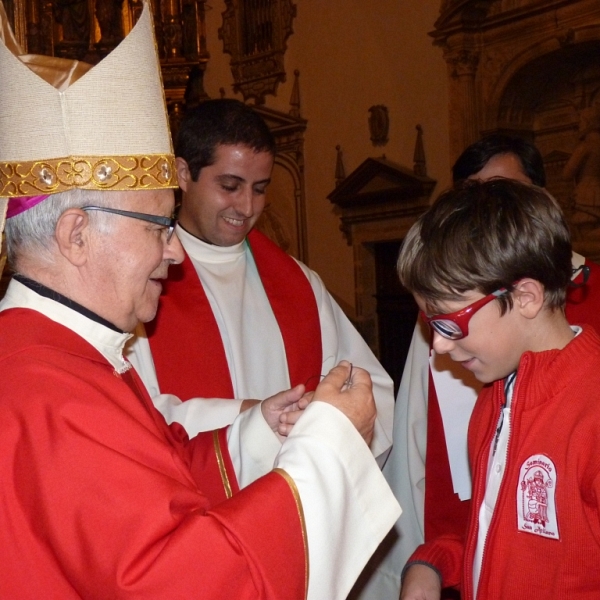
[175,99,276,181]
[452,134,546,187]
[397,179,572,312]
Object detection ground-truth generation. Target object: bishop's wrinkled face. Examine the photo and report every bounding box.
[89,189,184,332]
[176,144,274,247]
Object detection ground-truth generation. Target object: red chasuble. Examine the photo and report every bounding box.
[423,259,600,542]
[147,229,323,399]
[0,308,307,598]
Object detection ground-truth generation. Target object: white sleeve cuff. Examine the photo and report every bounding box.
[154,394,243,437]
[227,403,282,488]
[276,401,402,600]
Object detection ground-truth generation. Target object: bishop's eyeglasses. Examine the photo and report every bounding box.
[81,206,177,243]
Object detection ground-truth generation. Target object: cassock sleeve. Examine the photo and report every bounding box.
[294,261,396,461]
[273,401,402,600]
[126,324,245,432]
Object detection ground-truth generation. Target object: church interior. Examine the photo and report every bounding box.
[2,0,600,389]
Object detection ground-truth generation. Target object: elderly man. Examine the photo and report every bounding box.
[0,3,400,598]
[128,99,395,461]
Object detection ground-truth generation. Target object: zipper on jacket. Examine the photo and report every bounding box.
[463,360,527,600]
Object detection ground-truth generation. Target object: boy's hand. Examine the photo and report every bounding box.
[400,564,442,600]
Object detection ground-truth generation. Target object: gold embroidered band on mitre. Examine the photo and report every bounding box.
[0,154,177,196]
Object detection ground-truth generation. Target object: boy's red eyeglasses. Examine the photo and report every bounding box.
[420,287,509,340]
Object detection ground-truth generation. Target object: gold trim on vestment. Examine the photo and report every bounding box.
[213,430,233,500]
[0,154,177,196]
[273,467,309,599]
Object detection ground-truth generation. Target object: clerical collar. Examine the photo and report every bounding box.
[175,223,246,264]
[177,222,214,245]
[13,274,125,333]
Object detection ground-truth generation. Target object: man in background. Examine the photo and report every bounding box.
[130,98,395,461]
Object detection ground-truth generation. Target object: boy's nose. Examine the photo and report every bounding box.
[432,331,456,355]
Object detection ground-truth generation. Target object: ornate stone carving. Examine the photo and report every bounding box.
[564,103,600,210]
[327,155,436,355]
[447,48,480,78]
[368,105,390,147]
[219,0,296,104]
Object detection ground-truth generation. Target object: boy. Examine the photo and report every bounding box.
[398,178,600,600]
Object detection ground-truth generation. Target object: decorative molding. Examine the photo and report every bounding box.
[327,156,436,356]
[253,103,308,262]
[446,47,480,78]
[327,156,436,245]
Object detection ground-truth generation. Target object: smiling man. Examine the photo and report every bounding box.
[130,99,395,461]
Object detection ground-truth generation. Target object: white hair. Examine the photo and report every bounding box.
[5,188,116,269]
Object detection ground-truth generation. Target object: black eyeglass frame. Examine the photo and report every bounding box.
[81,205,177,243]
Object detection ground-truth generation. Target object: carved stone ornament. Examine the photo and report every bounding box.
[368,105,390,147]
[219,0,297,104]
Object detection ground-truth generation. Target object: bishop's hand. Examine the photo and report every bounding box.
[312,360,376,446]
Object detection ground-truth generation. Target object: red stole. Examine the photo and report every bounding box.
[146,229,323,400]
[423,260,600,541]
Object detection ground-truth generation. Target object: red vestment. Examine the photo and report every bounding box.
[146,229,323,399]
[0,308,306,598]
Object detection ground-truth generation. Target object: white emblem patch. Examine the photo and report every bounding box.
[517,455,559,540]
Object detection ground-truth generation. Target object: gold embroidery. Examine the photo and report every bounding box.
[273,468,309,599]
[213,430,233,500]
[0,155,177,196]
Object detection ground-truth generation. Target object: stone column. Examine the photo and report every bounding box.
[445,47,480,161]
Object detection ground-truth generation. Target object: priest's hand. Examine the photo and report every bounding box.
[312,360,376,446]
[399,564,442,600]
[260,384,310,439]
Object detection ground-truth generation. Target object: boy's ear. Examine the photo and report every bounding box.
[512,278,545,319]
[175,158,192,193]
[54,208,91,267]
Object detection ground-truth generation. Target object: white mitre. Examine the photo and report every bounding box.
[0,0,176,278]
